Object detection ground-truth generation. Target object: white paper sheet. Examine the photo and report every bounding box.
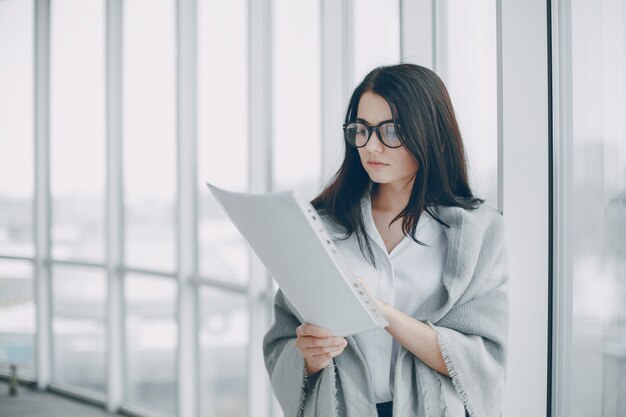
[205,181,388,337]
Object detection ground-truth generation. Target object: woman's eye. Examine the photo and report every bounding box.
[383,126,396,136]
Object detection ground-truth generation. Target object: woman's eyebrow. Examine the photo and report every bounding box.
[356,117,394,125]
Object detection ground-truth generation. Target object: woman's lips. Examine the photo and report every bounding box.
[367,161,389,167]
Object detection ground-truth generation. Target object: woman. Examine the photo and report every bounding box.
[263,63,510,417]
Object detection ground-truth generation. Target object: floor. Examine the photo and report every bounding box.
[0,379,116,417]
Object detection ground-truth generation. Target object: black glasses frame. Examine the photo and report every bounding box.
[342,118,403,148]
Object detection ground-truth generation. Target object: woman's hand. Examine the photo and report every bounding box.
[355,277,450,376]
[295,323,348,376]
[355,276,393,323]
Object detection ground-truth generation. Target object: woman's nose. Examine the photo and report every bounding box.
[364,130,384,152]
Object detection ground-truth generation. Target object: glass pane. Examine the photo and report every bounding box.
[199,286,249,417]
[437,0,498,207]
[123,0,176,271]
[50,0,106,262]
[197,0,250,284]
[0,0,34,258]
[271,0,321,198]
[52,265,106,393]
[569,2,626,416]
[0,260,35,378]
[352,0,401,87]
[125,273,177,416]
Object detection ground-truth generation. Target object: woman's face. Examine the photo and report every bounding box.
[356,91,418,188]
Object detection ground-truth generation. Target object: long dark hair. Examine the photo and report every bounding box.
[310,63,484,268]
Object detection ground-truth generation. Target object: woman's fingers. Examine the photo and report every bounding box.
[296,335,346,350]
[296,323,331,338]
[307,342,347,357]
[307,347,346,369]
[295,323,348,374]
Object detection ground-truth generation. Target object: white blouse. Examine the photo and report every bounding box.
[330,191,447,403]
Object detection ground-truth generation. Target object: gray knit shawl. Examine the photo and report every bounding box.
[263,203,510,417]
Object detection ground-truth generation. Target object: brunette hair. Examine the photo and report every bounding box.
[310,63,484,268]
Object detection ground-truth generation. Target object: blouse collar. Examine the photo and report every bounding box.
[359,184,433,254]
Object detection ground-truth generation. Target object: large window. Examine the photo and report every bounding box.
[196,1,252,413]
[52,265,106,392]
[0,260,35,378]
[125,274,177,415]
[566,1,626,415]
[271,0,322,198]
[123,0,177,272]
[199,287,249,417]
[0,0,35,379]
[436,0,498,208]
[352,0,401,89]
[48,0,108,396]
[50,0,106,263]
[0,1,511,417]
[197,0,250,285]
[0,0,34,258]
[351,0,499,208]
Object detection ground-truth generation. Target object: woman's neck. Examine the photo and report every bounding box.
[371,179,414,214]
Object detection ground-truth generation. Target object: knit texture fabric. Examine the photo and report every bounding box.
[263,203,510,417]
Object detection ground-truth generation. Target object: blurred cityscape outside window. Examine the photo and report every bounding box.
[438,0,498,208]
[0,260,35,378]
[125,273,178,416]
[569,1,626,415]
[0,0,35,379]
[0,0,34,257]
[52,266,106,392]
[50,0,106,263]
[123,0,177,272]
[353,0,401,89]
[199,286,249,417]
[271,0,322,200]
[197,0,252,413]
[197,0,250,285]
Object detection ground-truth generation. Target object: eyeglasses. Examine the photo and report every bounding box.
[342,119,403,148]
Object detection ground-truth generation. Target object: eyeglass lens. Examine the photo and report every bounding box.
[344,122,402,148]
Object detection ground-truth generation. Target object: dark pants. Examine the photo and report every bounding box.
[377,401,470,416]
[376,401,393,417]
